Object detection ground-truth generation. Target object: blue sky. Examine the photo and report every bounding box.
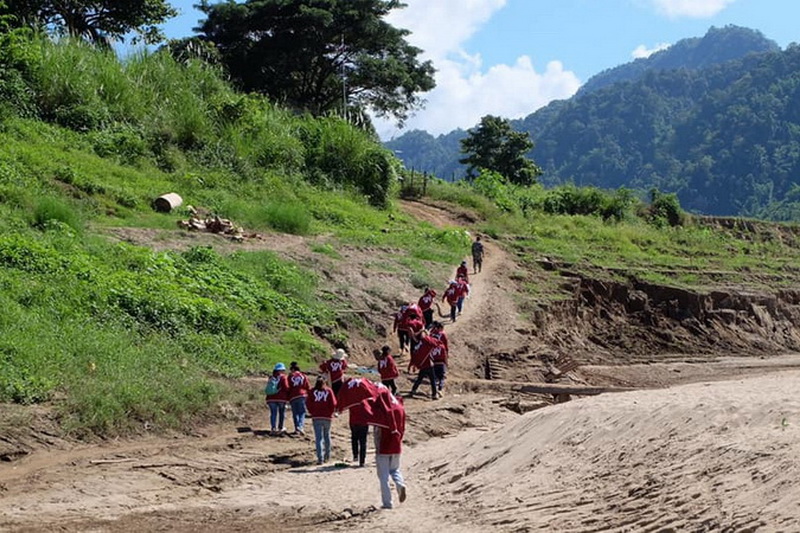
[159,0,800,139]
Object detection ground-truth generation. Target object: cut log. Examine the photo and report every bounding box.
[154,193,183,213]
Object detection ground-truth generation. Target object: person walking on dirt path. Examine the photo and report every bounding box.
[287,362,311,436]
[375,345,399,395]
[320,349,348,396]
[393,305,409,354]
[374,400,407,509]
[265,363,290,435]
[408,331,444,399]
[456,275,470,316]
[349,400,370,467]
[443,280,460,322]
[418,287,437,329]
[430,322,449,395]
[404,309,425,353]
[456,260,470,284]
[306,375,337,464]
[472,236,484,274]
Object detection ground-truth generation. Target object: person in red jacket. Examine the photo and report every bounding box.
[306,375,337,464]
[374,396,407,509]
[417,287,437,329]
[287,361,311,435]
[375,345,399,395]
[265,362,290,435]
[320,348,349,396]
[456,260,470,284]
[392,305,409,353]
[408,332,443,399]
[349,399,370,467]
[404,311,425,354]
[456,275,470,316]
[429,322,449,395]
[442,280,460,322]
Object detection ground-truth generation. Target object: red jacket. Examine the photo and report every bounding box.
[306,386,337,419]
[376,404,405,455]
[457,279,470,298]
[443,284,460,305]
[418,289,437,312]
[404,317,425,339]
[430,329,449,353]
[320,358,348,383]
[456,264,469,282]
[410,335,443,371]
[377,355,399,380]
[349,400,370,427]
[287,371,310,402]
[265,372,289,403]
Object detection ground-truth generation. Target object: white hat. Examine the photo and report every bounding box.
[332,348,347,360]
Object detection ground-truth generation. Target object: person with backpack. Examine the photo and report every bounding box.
[305,375,337,464]
[442,280,460,322]
[375,345,399,395]
[287,362,311,436]
[417,287,437,329]
[408,331,443,400]
[320,348,348,396]
[472,236,484,274]
[265,363,290,435]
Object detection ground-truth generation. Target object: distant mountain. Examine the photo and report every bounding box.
[386,26,800,218]
[577,25,779,95]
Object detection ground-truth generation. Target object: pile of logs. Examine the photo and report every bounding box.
[177,210,250,242]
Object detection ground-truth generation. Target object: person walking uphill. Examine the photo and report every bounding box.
[306,376,337,464]
[375,398,407,509]
[418,287,437,329]
[443,280,460,322]
[408,332,444,399]
[320,349,348,396]
[287,362,311,435]
[265,363,290,435]
[349,400,370,467]
[472,235,484,274]
[456,260,470,284]
[375,345,399,395]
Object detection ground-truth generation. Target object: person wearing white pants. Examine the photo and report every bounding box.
[376,452,406,509]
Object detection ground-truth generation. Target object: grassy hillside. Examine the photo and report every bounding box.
[3,32,800,439]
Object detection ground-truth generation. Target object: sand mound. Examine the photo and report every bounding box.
[428,371,800,531]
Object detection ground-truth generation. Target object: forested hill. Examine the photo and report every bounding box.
[386,26,800,219]
[576,25,779,96]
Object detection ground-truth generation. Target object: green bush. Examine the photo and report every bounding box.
[648,188,685,227]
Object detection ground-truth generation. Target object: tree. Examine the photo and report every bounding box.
[195,0,435,123]
[1,0,176,45]
[459,115,542,186]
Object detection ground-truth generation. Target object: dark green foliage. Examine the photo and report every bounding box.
[196,0,435,123]
[1,0,177,45]
[460,115,542,186]
[387,26,800,220]
[647,189,684,227]
[541,185,634,221]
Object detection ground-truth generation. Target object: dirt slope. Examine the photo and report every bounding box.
[5,200,800,532]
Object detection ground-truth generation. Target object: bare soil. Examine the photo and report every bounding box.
[4,200,800,532]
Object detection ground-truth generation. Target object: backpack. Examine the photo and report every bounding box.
[265,376,281,396]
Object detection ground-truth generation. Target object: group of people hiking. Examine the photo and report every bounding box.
[263,236,486,510]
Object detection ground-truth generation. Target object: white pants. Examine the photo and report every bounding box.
[376,453,405,508]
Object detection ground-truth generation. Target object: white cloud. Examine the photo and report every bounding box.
[376,0,581,140]
[651,0,736,18]
[632,42,671,59]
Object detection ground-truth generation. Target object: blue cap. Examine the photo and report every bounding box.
[274,362,286,371]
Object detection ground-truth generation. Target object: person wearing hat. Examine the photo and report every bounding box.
[320,348,349,396]
[287,362,311,435]
[306,375,337,464]
[265,362,290,435]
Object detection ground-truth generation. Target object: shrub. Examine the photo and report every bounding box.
[648,188,685,227]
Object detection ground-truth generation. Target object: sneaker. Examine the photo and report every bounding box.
[398,485,407,503]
